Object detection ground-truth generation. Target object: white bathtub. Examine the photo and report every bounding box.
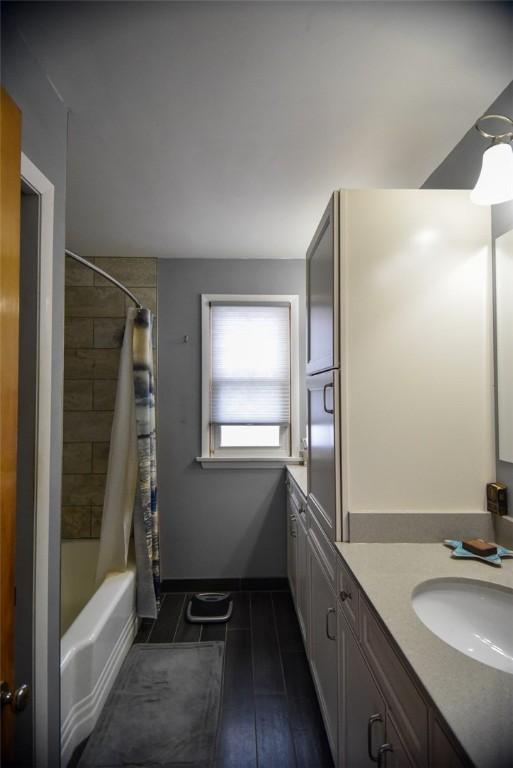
[60,540,138,767]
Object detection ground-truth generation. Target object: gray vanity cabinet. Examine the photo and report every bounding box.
[339,606,386,768]
[285,474,309,644]
[286,464,472,768]
[336,556,470,768]
[308,535,338,759]
[339,606,417,768]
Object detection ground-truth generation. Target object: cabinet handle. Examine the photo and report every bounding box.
[322,382,334,414]
[339,589,352,602]
[367,714,383,762]
[377,743,393,768]
[290,514,297,537]
[325,607,336,640]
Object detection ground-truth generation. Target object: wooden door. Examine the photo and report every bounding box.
[0,87,22,762]
[306,192,339,375]
[308,538,338,760]
[339,607,386,768]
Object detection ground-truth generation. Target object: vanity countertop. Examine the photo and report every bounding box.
[335,542,513,767]
[286,464,308,497]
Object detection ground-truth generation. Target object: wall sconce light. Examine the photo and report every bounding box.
[471,114,513,206]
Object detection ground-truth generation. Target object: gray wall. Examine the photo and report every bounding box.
[2,9,68,765]
[157,258,305,579]
[424,80,513,525]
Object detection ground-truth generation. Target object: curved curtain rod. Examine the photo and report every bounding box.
[65,249,143,309]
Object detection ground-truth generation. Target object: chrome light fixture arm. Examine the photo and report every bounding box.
[474,114,513,145]
[471,113,513,206]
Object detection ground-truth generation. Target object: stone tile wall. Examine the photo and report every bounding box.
[62,257,157,538]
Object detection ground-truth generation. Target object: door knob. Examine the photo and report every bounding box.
[1,681,29,713]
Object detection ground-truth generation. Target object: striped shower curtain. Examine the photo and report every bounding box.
[132,308,161,617]
[95,307,160,618]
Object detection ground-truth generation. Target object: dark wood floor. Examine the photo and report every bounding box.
[136,589,334,768]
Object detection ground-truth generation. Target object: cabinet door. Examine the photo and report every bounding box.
[296,511,308,643]
[306,193,339,374]
[339,608,386,768]
[286,495,297,599]
[307,369,340,540]
[382,712,415,768]
[308,538,338,760]
[430,717,468,768]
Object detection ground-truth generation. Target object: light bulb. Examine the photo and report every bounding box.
[471,142,513,206]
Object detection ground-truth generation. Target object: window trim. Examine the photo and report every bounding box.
[199,293,301,464]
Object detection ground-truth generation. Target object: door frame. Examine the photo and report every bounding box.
[20,153,54,767]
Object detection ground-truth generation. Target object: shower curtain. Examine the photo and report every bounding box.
[95,307,160,618]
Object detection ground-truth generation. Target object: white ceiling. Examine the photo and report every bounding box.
[8,1,513,258]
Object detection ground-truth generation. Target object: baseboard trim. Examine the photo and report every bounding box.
[161,577,289,592]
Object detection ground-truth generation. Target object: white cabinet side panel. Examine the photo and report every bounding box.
[344,189,494,513]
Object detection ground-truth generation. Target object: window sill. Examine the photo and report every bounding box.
[196,456,304,469]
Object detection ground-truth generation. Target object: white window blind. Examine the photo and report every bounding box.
[210,304,290,426]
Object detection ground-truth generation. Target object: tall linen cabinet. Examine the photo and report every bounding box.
[306,189,493,543]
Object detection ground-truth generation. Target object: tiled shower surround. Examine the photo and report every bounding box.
[62,257,157,539]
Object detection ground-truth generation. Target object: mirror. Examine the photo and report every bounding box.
[496,228,513,463]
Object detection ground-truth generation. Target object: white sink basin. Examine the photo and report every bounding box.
[412,578,513,674]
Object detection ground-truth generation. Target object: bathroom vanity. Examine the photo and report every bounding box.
[286,466,513,768]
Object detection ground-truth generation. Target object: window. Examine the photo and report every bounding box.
[200,295,300,463]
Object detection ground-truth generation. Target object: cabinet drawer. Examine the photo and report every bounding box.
[308,502,336,587]
[360,598,428,767]
[336,556,359,635]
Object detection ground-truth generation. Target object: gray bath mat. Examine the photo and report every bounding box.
[78,642,224,768]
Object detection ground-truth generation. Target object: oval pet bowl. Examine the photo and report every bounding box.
[186,592,233,624]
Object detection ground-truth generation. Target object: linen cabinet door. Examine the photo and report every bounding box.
[339,608,386,768]
[307,369,340,540]
[306,192,339,375]
[308,538,338,761]
[286,494,297,598]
